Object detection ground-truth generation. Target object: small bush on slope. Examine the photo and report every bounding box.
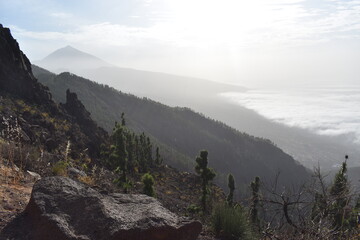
[211,203,255,240]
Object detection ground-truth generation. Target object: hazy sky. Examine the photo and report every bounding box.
[0,0,359,87]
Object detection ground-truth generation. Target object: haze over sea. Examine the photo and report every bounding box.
[220,86,360,146]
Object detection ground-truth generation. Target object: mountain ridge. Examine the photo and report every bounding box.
[34,46,359,172]
[33,65,311,192]
[34,46,246,103]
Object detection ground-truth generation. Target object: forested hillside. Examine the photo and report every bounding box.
[33,66,310,191]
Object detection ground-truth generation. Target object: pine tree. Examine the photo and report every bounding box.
[139,133,147,172]
[311,192,328,222]
[121,112,126,126]
[142,173,155,197]
[195,150,216,212]
[110,122,128,181]
[329,156,350,230]
[155,147,162,165]
[146,136,153,166]
[126,133,136,174]
[250,176,260,229]
[134,135,140,168]
[227,173,235,206]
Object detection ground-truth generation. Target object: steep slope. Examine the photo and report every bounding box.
[33,66,310,191]
[0,24,107,160]
[190,97,360,171]
[0,26,53,106]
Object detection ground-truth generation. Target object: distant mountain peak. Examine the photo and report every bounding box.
[64,45,75,49]
[43,45,99,60]
[55,45,80,53]
[34,46,112,73]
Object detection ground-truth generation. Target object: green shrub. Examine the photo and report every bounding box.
[187,204,201,214]
[52,160,68,176]
[212,203,254,240]
[113,177,133,193]
[142,173,155,197]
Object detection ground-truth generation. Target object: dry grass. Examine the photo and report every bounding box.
[78,175,95,186]
[0,117,26,184]
[0,163,36,231]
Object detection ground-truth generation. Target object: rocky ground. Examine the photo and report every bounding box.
[0,160,220,239]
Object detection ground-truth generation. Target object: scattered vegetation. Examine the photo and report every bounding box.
[0,116,25,183]
[254,155,360,239]
[2,52,360,239]
[34,67,310,192]
[1,94,359,240]
[101,114,162,192]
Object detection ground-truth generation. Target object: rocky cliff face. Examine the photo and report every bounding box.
[0,24,53,106]
[0,24,107,159]
[63,89,108,157]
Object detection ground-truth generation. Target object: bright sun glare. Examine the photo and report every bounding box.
[165,0,288,47]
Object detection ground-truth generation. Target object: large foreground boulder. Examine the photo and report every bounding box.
[1,177,202,240]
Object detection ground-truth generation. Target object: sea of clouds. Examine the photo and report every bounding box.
[220,87,360,145]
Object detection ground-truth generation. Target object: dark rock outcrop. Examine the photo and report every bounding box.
[0,24,53,106]
[62,89,108,157]
[64,89,95,129]
[1,177,202,240]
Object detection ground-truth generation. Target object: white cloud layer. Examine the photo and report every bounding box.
[221,87,360,144]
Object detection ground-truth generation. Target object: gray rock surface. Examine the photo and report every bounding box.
[0,176,202,240]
